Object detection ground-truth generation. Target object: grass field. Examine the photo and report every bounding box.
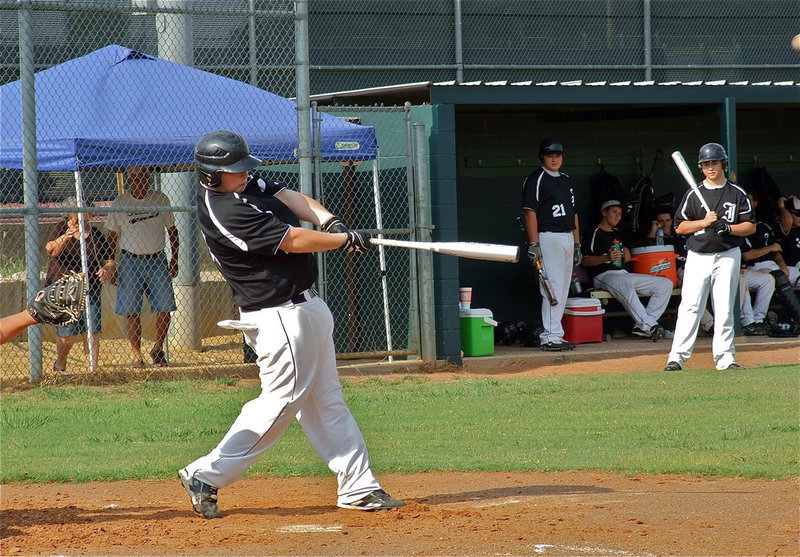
[1,364,798,483]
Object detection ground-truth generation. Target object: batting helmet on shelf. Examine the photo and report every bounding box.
[494,321,519,346]
[538,138,565,159]
[194,130,263,187]
[697,143,728,168]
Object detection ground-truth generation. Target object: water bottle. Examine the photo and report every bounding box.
[612,239,623,268]
[656,228,665,246]
[571,272,583,296]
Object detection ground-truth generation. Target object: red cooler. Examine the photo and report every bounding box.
[561,297,604,344]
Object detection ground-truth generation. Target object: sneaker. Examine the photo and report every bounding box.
[541,341,574,352]
[725,362,745,370]
[632,325,664,342]
[664,361,682,371]
[337,489,405,511]
[178,469,222,519]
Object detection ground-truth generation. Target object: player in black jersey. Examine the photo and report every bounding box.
[776,195,800,284]
[665,143,755,371]
[521,139,582,351]
[178,130,404,518]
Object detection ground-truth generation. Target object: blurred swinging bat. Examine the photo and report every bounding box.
[369,238,518,263]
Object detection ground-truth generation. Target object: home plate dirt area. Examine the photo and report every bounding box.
[1,472,798,556]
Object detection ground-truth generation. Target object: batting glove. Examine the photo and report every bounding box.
[527,241,542,263]
[322,215,348,234]
[713,220,732,236]
[573,243,583,266]
[342,230,372,254]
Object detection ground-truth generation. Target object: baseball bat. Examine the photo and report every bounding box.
[671,151,712,214]
[369,238,519,263]
[515,216,558,306]
[535,258,559,306]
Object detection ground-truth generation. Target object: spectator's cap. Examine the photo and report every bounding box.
[600,199,623,211]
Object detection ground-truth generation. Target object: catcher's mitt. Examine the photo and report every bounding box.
[27,272,87,326]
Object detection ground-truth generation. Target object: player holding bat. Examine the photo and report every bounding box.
[521,139,582,351]
[665,143,755,372]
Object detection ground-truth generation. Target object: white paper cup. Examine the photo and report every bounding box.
[459,287,472,310]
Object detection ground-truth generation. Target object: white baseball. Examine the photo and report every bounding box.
[792,34,800,51]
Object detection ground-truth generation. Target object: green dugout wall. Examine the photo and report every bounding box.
[325,83,799,363]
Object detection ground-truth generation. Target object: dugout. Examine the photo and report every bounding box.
[312,80,800,364]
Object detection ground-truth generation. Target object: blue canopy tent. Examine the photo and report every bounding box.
[0,44,377,169]
[1,45,386,376]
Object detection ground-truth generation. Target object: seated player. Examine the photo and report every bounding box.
[581,200,674,341]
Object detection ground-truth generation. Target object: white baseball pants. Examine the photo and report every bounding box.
[752,260,799,288]
[538,232,574,344]
[668,247,741,370]
[181,295,381,506]
[741,268,775,324]
[593,269,673,331]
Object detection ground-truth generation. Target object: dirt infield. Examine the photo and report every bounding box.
[2,472,798,556]
[2,340,798,556]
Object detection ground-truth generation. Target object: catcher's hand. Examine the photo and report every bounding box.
[342,230,372,254]
[27,272,87,326]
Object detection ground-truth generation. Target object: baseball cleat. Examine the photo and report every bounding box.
[541,341,574,352]
[337,489,405,511]
[664,361,682,371]
[632,325,663,341]
[179,469,222,519]
[724,362,745,370]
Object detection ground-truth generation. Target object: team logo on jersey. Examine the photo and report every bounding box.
[721,202,737,223]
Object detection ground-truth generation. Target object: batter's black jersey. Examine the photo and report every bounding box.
[583,226,629,278]
[743,221,778,266]
[197,174,316,311]
[521,167,576,232]
[777,225,800,266]
[674,180,753,254]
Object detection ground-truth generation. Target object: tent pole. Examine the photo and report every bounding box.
[74,171,96,372]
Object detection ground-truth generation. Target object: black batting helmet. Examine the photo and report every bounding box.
[697,143,728,167]
[194,130,262,187]
[494,321,519,346]
[539,138,565,159]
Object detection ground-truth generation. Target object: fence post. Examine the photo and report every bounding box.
[158,0,202,351]
[413,123,436,362]
[295,0,312,198]
[19,0,43,382]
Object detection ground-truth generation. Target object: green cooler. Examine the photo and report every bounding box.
[460,308,498,356]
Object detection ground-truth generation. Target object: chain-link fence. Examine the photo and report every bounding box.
[2,0,797,383]
[306,0,799,91]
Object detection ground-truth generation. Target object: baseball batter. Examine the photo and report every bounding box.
[581,200,673,340]
[521,139,582,351]
[178,130,404,519]
[665,143,755,371]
